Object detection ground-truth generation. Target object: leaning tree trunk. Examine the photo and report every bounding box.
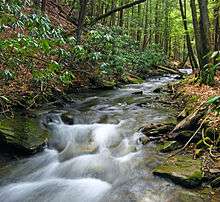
[198,0,210,84]
[190,0,202,72]
[179,0,198,72]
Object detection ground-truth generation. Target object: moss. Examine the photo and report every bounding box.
[0,115,48,155]
[125,75,144,84]
[153,155,204,188]
[102,80,116,89]
[157,141,181,153]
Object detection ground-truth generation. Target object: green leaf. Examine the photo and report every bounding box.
[207,96,220,105]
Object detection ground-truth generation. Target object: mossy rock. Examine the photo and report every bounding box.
[157,141,181,153]
[125,74,144,84]
[102,80,116,89]
[153,155,204,188]
[0,115,48,156]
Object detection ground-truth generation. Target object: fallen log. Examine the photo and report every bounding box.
[156,65,184,75]
[170,103,208,134]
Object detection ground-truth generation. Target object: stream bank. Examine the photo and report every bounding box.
[0,74,213,202]
[140,77,220,198]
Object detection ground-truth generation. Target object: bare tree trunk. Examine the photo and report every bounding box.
[214,4,220,64]
[41,0,47,12]
[197,0,211,84]
[179,0,198,72]
[118,0,124,27]
[190,0,202,70]
[76,0,88,44]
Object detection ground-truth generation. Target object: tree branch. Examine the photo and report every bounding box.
[89,0,147,26]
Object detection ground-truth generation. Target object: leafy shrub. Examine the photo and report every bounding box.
[70,25,166,82]
[0,1,75,87]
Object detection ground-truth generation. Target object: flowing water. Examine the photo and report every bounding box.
[0,75,205,202]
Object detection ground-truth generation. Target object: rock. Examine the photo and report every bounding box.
[102,80,116,89]
[153,87,162,93]
[137,134,150,145]
[168,191,207,202]
[211,176,220,188]
[153,155,204,188]
[61,112,74,125]
[0,115,48,156]
[141,122,175,137]
[174,130,196,142]
[158,141,181,153]
[125,74,144,84]
[132,91,143,95]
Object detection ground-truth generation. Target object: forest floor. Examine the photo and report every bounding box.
[178,73,220,128]
[141,73,220,191]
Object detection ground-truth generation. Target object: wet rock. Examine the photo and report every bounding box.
[125,74,144,84]
[211,176,220,188]
[132,91,143,95]
[153,87,162,93]
[141,122,175,138]
[102,80,116,89]
[174,130,196,142]
[153,155,204,188]
[157,141,181,153]
[61,113,74,125]
[137,134,150,145]
[0,116,48,156]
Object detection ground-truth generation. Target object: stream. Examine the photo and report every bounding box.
[0,75,205,202]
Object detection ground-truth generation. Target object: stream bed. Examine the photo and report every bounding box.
[0,75,208,202]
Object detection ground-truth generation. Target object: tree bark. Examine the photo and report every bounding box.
[214,4,220,63]
[76,0,88,43]
[198,0,210,84]
[190,0,202,70]
[179,0,198,72]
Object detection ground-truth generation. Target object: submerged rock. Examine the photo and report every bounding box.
[0,116,48,156]
[153,155,204,188]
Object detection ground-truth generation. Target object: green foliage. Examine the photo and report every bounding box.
[77,25,165,80]
[0,69,15,80]
[207,96,220,115]
[0,1,75,87]
[0,1,166,90]
[200,51,220,86]
[60,71,75,85]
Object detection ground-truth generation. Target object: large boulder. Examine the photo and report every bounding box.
[0,115,48,156]
[153,155,204,188]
